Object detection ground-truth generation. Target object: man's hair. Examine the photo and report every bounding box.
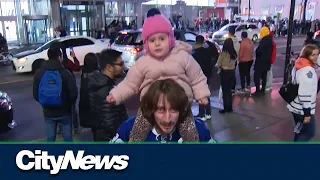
[241,31,248,38]
[147,8,161,17]
[98,49,122,70]
[195,35,205,44]
[47,46,62,60]
[140,79,191,126]
[229,26,236,35]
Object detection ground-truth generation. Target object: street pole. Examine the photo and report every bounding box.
[283,0,296,85]
[302,0,308,34]
[248,0,251,20]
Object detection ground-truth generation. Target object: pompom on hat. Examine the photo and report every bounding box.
[142,15,175,54]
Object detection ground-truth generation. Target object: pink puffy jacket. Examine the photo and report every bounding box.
[110,41,211,105]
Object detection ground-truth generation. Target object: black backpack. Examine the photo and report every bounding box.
[279,68,299,103]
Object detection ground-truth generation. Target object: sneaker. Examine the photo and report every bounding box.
[199,117,207,121]
[237,89,246,94]
[245,86,251,92]
[265,87,272,91]
[205,114,212,120]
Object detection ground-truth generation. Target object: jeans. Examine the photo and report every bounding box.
[220,69,235,111]
[266,65,273,89]
[292,113,316,142]
[57,104,78,133]
[239,61,253,89]
[45,115,73,142]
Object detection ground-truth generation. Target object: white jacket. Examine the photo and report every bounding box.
[287,66,318,116]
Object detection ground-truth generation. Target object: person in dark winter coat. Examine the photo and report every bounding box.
[33,46,78,142]
[192,35,218,121]
[79,53,100,128]
[88,49,128,141]
[252,27,273,96]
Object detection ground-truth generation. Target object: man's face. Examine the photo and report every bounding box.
[154,95,180,135]
[108,56,125,78]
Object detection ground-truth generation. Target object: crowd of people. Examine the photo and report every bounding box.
[32,8,319,143]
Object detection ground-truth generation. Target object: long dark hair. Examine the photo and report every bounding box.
[82,53,99,73]
[222,38,237,60]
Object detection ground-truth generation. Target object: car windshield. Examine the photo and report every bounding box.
[115,32,143,46]
[35,39,59,52]
[219,25,238,32]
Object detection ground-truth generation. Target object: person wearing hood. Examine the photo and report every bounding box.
[252,27,273,96]
[287,44,319,142]
[145,8,193,53]
[107,14,211,142]
[88,49,128,141]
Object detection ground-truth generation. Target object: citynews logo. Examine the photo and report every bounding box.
[15,150,129,175]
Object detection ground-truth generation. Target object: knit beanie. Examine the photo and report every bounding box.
[142,15,175,54]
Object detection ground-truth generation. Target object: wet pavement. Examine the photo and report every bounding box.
[33,82,320,142]
[1,36,318,142]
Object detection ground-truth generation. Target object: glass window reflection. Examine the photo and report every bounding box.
[1,1,16,16]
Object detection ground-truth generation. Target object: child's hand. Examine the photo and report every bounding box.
[198,98,209,106]
[106,95,116,104]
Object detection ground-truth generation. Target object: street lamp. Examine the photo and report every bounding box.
[248,0,251,19]
[283,0,296,85]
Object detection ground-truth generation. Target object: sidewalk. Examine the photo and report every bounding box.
[40,82,320,142]
[202,83,320,142]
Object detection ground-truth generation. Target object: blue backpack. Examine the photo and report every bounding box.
[38,70,64,107]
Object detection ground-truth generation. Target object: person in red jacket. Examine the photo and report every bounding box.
[266,31,277,91]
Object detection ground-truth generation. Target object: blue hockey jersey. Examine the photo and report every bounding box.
[110,117,216,143]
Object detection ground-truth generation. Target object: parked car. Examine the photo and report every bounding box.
[111,28,221,71]
[12,36,109,73]
[212,23,260,45]
[0,91,16,133]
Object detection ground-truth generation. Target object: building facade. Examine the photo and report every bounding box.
[1,0,239,45]
[0,0,51,45]
[240,0,319,21]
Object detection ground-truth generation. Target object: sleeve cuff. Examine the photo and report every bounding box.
[303,108,311,117]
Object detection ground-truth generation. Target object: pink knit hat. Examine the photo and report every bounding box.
[142,15,175,54]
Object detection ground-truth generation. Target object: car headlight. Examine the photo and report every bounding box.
[223,34,229,38]
[0,92,11,103]
[17,58,27,64]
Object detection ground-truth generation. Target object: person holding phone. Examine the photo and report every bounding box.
[50,42,81,134]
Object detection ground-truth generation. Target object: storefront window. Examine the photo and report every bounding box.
[33,0,49,15]
[113,2,119,15]
[20,0,29,15]
[105,2,112,15]
[124,2,134,16]
[261,7,269,16]
[1,1,16,16]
